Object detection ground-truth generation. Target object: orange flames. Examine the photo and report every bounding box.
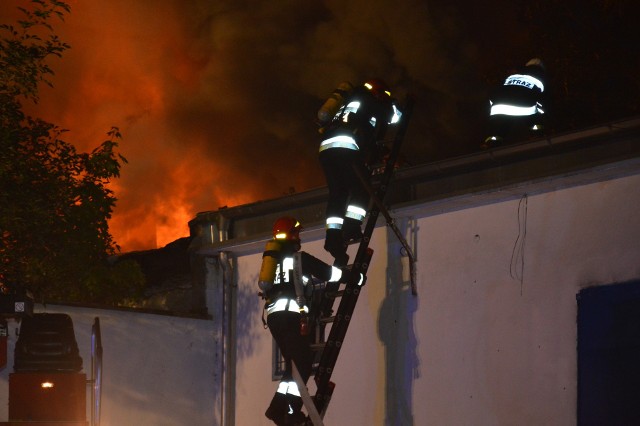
[8,0,324,251]
[14,0,478,252]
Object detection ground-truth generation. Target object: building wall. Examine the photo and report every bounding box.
[0,172,638,426]
[0,305,218,426]
[233,172,640,426]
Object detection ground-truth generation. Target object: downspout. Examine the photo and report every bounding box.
[215,214,236,426]
[219,250,235,426]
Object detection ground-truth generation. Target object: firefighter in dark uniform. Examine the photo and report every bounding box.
[482,58,547,149]
[260,217,357,425]
[317,79,402,266]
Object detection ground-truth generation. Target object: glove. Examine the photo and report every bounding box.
[339,268,364,285]
[337,267,350,283]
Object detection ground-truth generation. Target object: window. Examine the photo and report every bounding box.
[577,280,640,425]
[272,340,286,381]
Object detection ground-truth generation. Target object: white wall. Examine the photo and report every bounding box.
[1,172,639,426]
[234,172,640,426]
[0,305,218,426]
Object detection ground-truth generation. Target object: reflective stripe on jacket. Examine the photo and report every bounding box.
[319,135,359,152]
[266,298,309,315]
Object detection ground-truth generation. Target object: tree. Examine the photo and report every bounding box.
[0,0,144,304]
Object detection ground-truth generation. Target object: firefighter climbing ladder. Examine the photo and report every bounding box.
[295,96,415,425]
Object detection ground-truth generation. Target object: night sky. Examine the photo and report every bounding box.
[3,0,638,251]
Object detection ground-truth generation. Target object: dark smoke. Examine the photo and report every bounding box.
[4,0,525,250]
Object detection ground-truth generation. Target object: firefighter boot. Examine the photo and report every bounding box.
[325,229,349,267]
[285,411,309,426]
[265,392,288,425]
[284,396,306,425]
[342,217,363,244]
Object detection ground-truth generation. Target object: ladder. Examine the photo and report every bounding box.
[301,96,415,423]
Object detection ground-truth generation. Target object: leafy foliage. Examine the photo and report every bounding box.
[0,0,145,304]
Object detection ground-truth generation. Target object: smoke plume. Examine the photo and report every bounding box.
[6,0,494,251]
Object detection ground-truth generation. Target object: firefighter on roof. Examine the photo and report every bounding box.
[260,217,359,425]
[482,58,547,149]
[317,79,402,266]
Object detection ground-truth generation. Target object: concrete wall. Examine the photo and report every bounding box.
[1,172,639,425]
[234,172,640,426]
[0,305,218,426]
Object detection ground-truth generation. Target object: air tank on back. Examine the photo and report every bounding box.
[317,81,354,125]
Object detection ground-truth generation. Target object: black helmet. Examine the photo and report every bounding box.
[364,78,391,100]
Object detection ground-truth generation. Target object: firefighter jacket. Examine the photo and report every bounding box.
[258,240,346,315]
[489,63,546,118]
[319,85,401,162]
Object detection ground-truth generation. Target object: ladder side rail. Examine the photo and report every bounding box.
[363,95,416,294]
[314,151,385,402]
[314,245,374,386]
[291,360,324,426]
[313,95,415,412]
[354,166,417,296]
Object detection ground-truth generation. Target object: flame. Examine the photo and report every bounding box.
[7,0,400,251]
[5,0,264,251]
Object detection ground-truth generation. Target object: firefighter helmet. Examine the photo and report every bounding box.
[364,78,391,100]
[273,217,302,241]
[526,58,544,69]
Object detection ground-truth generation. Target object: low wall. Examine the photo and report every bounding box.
[0,305,217,426]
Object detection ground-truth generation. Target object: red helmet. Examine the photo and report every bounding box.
[364,78,391,100]
[273,216,302,241]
